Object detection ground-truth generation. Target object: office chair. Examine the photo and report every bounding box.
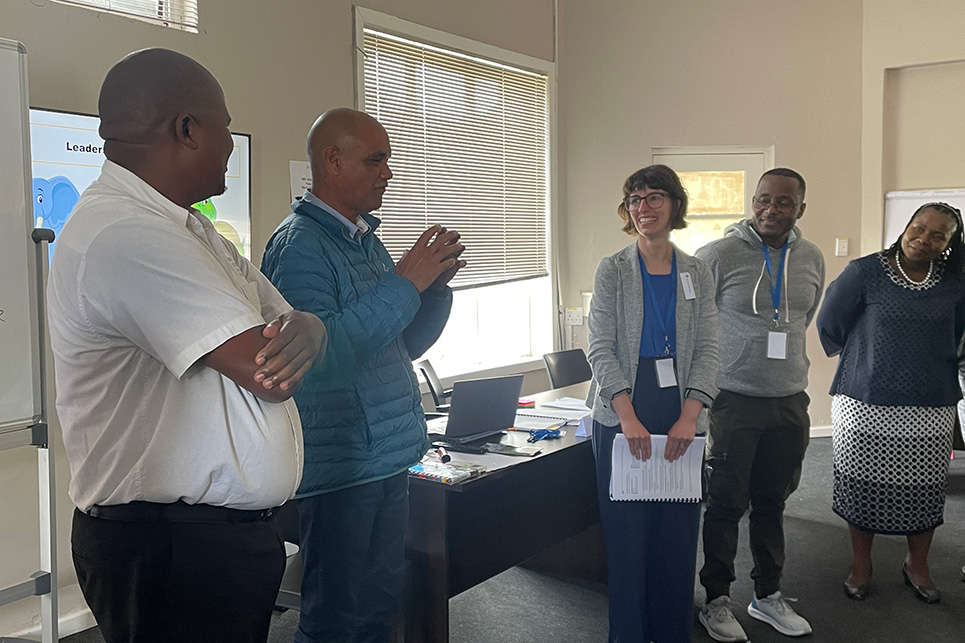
[543,348,592,389]
[415,359,452,412]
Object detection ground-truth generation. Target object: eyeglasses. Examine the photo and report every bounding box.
[752,196,800,214]
[623,193,668,211]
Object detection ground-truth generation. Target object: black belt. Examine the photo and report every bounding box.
[87,500,277,524]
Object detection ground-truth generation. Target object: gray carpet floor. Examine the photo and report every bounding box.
[62,437,965,642]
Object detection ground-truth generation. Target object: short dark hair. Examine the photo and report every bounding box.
[617,164,689,236]
[758,167,806,201]
[888,202,965,280]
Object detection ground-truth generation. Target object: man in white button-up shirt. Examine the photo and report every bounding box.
[47,49,327,643]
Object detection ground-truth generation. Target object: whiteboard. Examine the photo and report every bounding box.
[884,189,965,250]
[0,39,43,434]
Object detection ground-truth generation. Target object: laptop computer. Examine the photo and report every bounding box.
[426,374,524,444]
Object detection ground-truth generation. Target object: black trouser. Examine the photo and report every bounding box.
[72,502,287,643]
[699,390,810,600]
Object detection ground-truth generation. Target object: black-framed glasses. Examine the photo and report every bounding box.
[752,195,799,214]
[623,192,668,211]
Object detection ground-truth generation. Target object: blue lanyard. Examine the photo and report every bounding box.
[639,251,677,356]
[762,241,789,324]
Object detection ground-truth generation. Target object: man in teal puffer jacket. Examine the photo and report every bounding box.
[261,108,465,643]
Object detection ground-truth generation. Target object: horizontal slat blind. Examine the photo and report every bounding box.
[362,29,550,289]
[53,0,199,32]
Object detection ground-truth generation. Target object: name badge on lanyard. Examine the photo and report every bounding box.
[762,241,789,360]
[680,272,696,300]
[640,253,678,387]
[655,357,677,388]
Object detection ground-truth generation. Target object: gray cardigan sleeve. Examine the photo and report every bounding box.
[587,255,633,402]
[683,257,719,407]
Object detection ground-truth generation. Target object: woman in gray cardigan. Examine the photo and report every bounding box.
[586,165,719,643]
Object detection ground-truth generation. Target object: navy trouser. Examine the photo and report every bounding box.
[699,390,810,600]
[295,472,408,643]
[593,358,702,643]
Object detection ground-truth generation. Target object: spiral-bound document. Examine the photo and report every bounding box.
[610,434,705,502]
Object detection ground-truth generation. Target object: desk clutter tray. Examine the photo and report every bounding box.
[409,458,487,484]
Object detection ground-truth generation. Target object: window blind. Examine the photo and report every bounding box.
[361,29,550,289]
[53,1,199,32]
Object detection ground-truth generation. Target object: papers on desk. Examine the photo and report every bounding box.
[609,435,705,502]
[513,415,565,431]
[518,396,592,438]
[516,398,589,427]
[540,396,591,411]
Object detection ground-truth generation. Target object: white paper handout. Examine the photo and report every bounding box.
[516,407,589,423]
[513,414,565,431]
[609,434,705,502]
[289,160,312,201]
[540,397,591,411]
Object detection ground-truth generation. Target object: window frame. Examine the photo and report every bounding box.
[651,146,775,255]
[51,0,199,32]
[353,7,560,371]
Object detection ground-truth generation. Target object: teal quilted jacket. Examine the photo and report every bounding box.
[261,197,450,496]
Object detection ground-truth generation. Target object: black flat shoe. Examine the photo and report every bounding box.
[843,579,871,600]
[902,563,940,604]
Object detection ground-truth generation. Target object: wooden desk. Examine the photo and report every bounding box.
[403,383,601,643]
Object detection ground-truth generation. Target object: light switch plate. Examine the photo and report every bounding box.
[564,306,584,326]
[835,237,849,257]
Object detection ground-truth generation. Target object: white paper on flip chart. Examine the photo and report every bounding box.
[609,434,705,502]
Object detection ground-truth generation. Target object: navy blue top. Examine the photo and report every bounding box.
[817,252,965,407]
[638,252,677,358]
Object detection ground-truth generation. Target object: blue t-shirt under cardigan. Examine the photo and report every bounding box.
[638,251,677,358]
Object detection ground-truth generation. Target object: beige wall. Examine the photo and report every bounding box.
[862,0,965,253]
[884,60,965,192]
[0,0,553,634]
[557,0,864,430]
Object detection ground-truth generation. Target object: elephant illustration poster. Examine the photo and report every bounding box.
[32,175,80,257]
[29,108,251,260]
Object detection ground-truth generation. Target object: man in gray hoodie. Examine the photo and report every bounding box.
[695,168,825,642]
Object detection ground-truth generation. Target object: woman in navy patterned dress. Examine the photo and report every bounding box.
[818,202,965,603]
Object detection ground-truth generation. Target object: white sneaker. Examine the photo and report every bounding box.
[747,591,812,637]
[699,596,748,642]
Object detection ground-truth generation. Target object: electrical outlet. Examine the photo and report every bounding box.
[564,306,584,326]
[835,237,848,257]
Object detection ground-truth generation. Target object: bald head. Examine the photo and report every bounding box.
[97,48,235,208]
[307,108,383,175]
[305,108,393,220]
[99,48,223,150]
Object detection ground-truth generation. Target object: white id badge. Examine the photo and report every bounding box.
[767,331,788,360]
[679,272,696,300]
[655,358,677,388]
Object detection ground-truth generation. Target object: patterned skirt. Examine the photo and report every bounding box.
[831,395,955,535]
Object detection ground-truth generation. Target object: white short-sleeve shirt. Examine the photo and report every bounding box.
[47,161,303,512]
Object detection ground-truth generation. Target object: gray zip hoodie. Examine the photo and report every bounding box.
[694,219,825,398]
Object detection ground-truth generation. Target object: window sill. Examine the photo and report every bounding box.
[417,357,545,394]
